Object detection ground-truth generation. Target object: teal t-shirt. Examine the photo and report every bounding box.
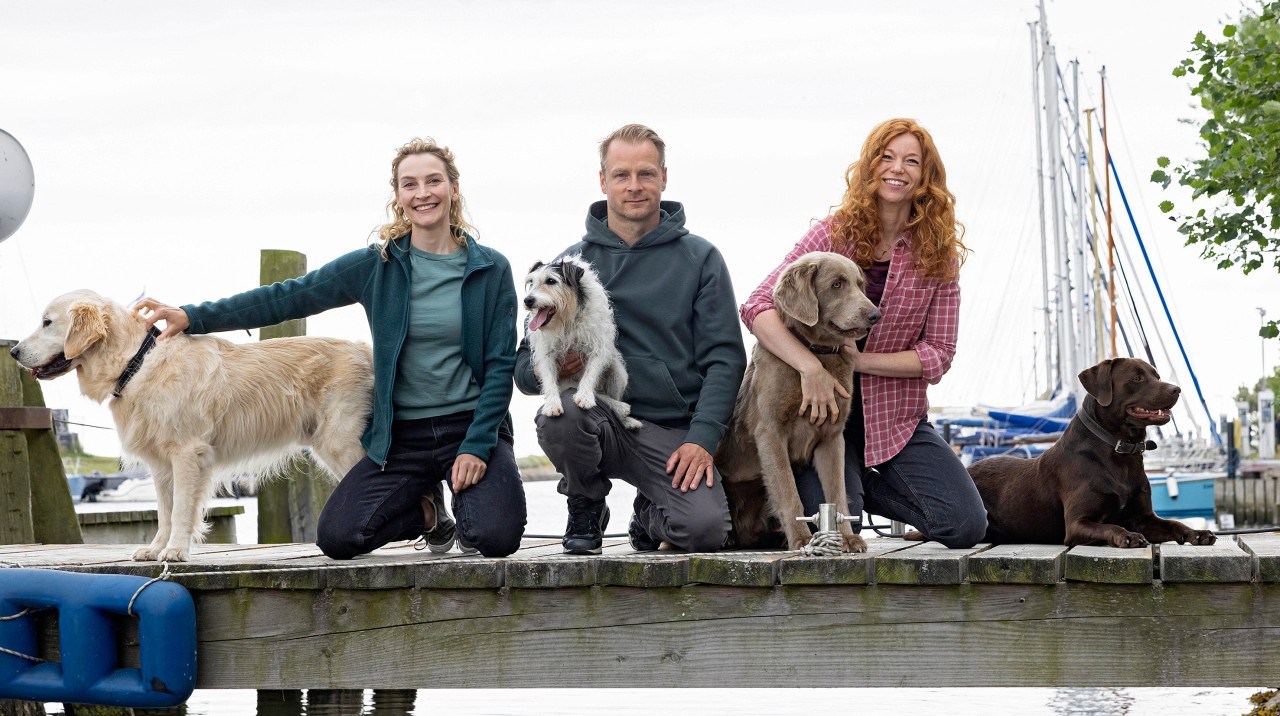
[393,244,480,420]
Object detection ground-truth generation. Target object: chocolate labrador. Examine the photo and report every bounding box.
[970,357,1216,548]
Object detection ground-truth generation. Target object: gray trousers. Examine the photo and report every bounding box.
[535,388,731,552]
[796,419,987,548]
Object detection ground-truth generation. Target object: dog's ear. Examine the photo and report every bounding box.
[561,261,586,294]
[1079,359,1115,407]
[526,261,545,276]
[773,260,820,327]
[64,301,108,359]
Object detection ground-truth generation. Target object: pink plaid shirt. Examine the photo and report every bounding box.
[739,218,960,466]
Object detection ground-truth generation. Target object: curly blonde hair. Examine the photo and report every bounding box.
[374,138,476,259]
[830,118,968,281]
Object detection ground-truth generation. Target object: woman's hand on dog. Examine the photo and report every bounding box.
[799,364,851,425]
[452,454,488,492]
[667,442,715,492]
[134,297,191,339]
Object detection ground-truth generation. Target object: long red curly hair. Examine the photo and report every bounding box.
[830,118,968,282]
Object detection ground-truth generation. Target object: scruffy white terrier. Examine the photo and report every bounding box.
[523,255,641,430]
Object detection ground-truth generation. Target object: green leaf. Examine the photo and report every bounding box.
[1225,24,1238,37]
[1159,200,1175,213]
[1262,323,1280,339]
[1157,156,1171,168]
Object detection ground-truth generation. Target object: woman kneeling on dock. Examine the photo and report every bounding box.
[739,117,986,548]
[136,138,527,559]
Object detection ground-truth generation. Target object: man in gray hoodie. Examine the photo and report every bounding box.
[515,124,747,554]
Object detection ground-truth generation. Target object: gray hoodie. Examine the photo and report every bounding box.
[515,200,746,454]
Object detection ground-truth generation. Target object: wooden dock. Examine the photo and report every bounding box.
[3,535,1280,689]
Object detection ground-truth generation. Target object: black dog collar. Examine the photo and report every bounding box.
[1077,402,1157,455]
[112,326,162,398]
[790,329,843,355]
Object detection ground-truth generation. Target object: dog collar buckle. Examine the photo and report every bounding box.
[1113,439,1158,455]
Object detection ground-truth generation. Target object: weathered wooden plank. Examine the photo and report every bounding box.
[595,554,691,588]
[500,540,595,588]
[506,555,597,588]
[1160,540,1253,583]
[687,552,786,587]
[777,539,908,585]
[414,556,506,590]
[183,582,1280,689]
[873,541,988,585]
[1237,533,1280,582]
[1064,545,1153,584]
[969,544,1067,584]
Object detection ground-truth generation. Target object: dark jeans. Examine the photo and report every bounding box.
[795,419,987,548]
[316,411,527,559]
[535,388,731,552]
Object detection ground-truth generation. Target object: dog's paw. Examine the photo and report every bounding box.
[540,402,563,417]
[132,546,160,562]
[1186,529,1217,546]
[1111,531,1150,549]
[156,546,190,563]
[843,533,868,553]
[902,530,925,541]
[573,392,597,410]
[622,417,642,430]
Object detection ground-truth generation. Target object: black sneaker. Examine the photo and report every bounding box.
[628,494,660,552]
[563,496,610,555]
[628,514,660,552]
[414,485,457,554]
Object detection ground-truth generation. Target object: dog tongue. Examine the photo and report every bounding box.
[529,308,552,332]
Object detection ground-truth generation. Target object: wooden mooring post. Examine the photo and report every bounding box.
[0,342,82,547]
[255,250,334,545]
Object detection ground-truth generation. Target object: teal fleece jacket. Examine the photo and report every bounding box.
[183,235,517,466]
[515,200,747,455]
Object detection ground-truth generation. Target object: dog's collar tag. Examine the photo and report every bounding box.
[112,326,162,398]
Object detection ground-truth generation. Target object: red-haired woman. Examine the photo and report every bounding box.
[739,118,986,548]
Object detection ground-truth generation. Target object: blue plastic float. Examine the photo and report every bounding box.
[0,568,196,707]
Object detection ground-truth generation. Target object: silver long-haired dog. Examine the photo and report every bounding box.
[10,289,372,562]
[523,255,640,430]
[717,253,882,552]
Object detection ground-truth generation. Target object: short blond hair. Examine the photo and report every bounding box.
[598,124,666,170]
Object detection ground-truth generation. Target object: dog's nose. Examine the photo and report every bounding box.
[867,308,883,325]
[8,345,18,360]
[1169,384,1182,396]
[522,296,535,308]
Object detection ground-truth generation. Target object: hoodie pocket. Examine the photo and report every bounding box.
[624,355,689,414]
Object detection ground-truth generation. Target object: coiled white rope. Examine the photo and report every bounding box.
[802,530,848,556]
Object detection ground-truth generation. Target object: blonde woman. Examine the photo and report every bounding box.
[739,118,986,548]
[137,138,526,558]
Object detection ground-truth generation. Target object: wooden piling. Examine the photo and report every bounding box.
[255,250,334,545]
[1,346,34,544]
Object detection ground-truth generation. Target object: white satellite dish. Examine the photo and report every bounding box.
[0,129,35,244]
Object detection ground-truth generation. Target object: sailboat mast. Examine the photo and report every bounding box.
[1084,108,1107,363]
[1040,5,1075,392]
[1072,60,1091,373]
[1102,66,1118,358]
[1029,20,1053,395]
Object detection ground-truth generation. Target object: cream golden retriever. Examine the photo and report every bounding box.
[10,289,372,562]
[717,253,881,551]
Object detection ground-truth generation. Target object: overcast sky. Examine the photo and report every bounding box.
[2,0,1274,460]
